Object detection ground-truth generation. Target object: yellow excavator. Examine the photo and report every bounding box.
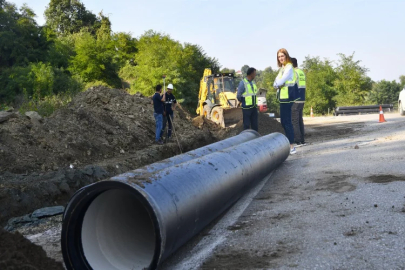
[196,68,240,127]
[196,68,267,127]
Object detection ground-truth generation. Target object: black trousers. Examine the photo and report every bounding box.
[161,112,173,138]
[242,108,258,132]
[292,103,305,143]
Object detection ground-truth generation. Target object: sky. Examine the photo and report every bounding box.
[11,0,405,82]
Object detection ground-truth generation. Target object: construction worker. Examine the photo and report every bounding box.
[273,48,296,155]
[291,58,306,147]
[161,84,177,142]
[152,85,165,145]
[237,67,258,131]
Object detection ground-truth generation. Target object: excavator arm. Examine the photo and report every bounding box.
[196,68,212,115]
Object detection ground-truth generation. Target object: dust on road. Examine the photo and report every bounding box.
[198,114,405,270]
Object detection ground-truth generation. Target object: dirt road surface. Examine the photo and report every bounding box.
[162,113,405,270]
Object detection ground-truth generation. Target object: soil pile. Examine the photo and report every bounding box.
[0,86,284,226]
[0,87,286,268]
[0,86,212,174]
[0,227,64,270]
[0,86,215,225]
[257,113,285,136]
[192,112,285,138]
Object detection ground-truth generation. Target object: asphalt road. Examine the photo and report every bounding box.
[162,113,405,270]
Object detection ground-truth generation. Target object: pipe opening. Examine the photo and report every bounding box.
[81,189,156,270]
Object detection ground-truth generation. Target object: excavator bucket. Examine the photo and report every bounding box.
[223,108,243,127]
[210,107,243,128]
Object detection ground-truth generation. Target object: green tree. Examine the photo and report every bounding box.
[302,56,337,115]
[0,66,31,101]
[256,67,278,113]
[29,62,54,99]
[123,30,183,96]
[96,12,112,40]
[399,75,405,89]
[367,80,401,105]
[241,65,249,76]
[221,68,235,73]
[177,43,220,109]
[46,34,75,69]
[256,67,277,89]
[45,0,99,35]
[333,53,372,106]
[0,1,51,102]
[68,20,121,88]
[112,32,137,66]
[0,2,48,69]
[120,31,219,111]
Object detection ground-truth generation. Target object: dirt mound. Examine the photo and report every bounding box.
[0,86,211,173]
[192,112,284,138]
[0,227,64,270]
[257,113,285,136]
[0,86,217,225]
[192,115,235,139]
[0,90,286,268]
[0,87,284,227]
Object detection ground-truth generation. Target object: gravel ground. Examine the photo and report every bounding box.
[162,113,405,270]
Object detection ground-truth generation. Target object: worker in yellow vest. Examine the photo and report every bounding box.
[291,58,306,147]
[237,67,258,131]
[273,48,296,155]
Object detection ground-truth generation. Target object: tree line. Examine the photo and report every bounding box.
[223,54,405,115]
[0,0,219,114]
[1,0,403,116]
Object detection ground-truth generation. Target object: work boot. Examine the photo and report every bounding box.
[155,140,163,145]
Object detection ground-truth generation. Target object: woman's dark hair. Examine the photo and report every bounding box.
[291,58,298,68]
[247,67,256,76]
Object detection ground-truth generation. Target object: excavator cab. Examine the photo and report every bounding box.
[206,73,238,108]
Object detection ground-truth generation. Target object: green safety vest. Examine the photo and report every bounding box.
[295,68,306,88]
[242,78,258,109]
[277,63,296,103]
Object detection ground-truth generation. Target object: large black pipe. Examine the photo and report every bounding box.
[336,104,393,111]
[335,108,383,115]
[62,130,259,214]
[111,129,260,180]
[61,132,290,270]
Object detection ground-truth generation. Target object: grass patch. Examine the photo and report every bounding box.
[18,94,73,117]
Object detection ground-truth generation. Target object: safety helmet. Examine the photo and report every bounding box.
[167,84,174,90]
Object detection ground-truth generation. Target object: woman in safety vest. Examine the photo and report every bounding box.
[273,48,297,155]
